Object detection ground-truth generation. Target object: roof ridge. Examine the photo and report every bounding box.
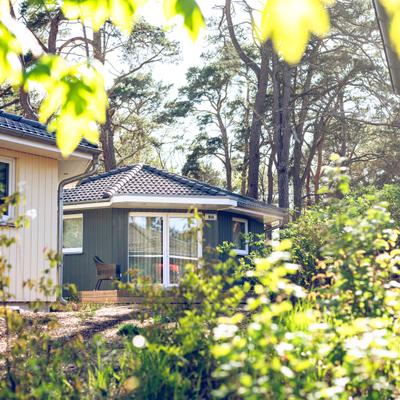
[80,165,134,185]
[142,165,226,196]
[141,164,281,210]
[102,164,143,198]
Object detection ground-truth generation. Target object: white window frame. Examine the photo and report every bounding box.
[63,213,83,254]
[128,212,203,287]
[232,217,249,256]
[0,156,15,222]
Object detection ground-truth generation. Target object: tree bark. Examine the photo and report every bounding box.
[100,109,117,171]
[267,146,275,204]
[93,29,116,170]
[246,42,269,199]
[19,87,36,120]
[272,55,292,209]
[225,0,269,199]
[216,112,233,190]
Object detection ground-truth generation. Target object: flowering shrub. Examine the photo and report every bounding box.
[1,161,400,398]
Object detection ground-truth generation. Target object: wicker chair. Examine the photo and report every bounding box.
[93,256,121,290]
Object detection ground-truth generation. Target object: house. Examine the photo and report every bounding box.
[374,0,400,93]
[62,164,286,291]
[0,111,100,304]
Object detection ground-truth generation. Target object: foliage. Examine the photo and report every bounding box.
[0,0,397,161]
[25,56,107,157]
[282,182,400,288]
[2,173,400,398]
[381,0,400,56]
[261,0,333,64]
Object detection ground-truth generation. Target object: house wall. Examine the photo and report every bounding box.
[0,147,58,302]
[63,208,265,291]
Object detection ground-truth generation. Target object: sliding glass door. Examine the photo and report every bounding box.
[168,217,199,284]
[128,215,164,284]
[128,213,201,286]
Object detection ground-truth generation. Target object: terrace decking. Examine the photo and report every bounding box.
[78,290,185,304]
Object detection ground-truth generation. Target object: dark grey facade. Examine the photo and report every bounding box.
[63,209,264,291]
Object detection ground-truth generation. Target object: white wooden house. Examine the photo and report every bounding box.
[0,111,99,304]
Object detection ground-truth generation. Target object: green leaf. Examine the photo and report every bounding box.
[24,56,107,157]
[62,0,148,32]
[0,22,22,85]
[163,0,205,40]
[260,0,333,64]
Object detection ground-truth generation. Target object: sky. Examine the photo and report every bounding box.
[141,0,223,88]
[139,0,226,169]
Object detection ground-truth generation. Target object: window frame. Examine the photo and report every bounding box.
[63,213,84,254]
[128,212,203,287]
[0,156,15,222]
[232,217,249,256]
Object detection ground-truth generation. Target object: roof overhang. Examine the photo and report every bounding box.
[234,206,286,224]
[63,194,287,224]
[0,129,96,161]
[64,195,237,210]
[374,0,400,94]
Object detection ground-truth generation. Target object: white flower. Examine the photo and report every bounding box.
[280,366,294,378]
[132,335,146,348]
[276,342,294,356]
[213,324,238,340]
[308,323,329,331]
[26,209,37,220]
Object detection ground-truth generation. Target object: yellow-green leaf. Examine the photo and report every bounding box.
[0,22,22,85]
[62,0,147,32]
[163,0,205,41]
[24,56,107,157]
[380,0,400,56]
[260,0,333,64]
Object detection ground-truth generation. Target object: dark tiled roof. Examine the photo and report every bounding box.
[64,164,284,216]
[0,110,100,153]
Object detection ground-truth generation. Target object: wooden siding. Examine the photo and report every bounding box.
[64,208,265,291]
[64,209,113,291]
[0,148,58,302]
[217,210,265,247]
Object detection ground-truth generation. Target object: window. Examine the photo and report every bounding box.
[128,213,201,286]
[232,217,248,255]
[0,156,15,221]
[63,214,83,254]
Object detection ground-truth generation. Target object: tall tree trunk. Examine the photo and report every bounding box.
[225,0,269,199]
[19,86,36,120]
[267,146,275,204]
[306,169,312,207]
[292,138,302,214]
[314,138,324,203]
[100,109,117,171]
[93,29,116,170]
[48,11,62,54]
[240,80,251,196]
[272,55,292,209]
[216,113,233,191]
[246,42,269,199]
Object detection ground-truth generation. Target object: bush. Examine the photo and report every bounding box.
[1,161,400,398]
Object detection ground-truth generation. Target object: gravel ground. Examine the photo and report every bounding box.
[0,304,145,355]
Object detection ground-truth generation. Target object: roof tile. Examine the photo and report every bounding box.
[64,164,284,215]
[0,111,99,153]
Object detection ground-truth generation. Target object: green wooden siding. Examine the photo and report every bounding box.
[64,208,265,291]
[64,208,128,291]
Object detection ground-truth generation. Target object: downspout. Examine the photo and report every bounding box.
[57,154,99,304]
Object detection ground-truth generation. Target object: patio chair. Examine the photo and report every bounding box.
[93,256,121,290]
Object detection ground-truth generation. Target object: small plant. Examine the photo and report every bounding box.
[117,323,142,338]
